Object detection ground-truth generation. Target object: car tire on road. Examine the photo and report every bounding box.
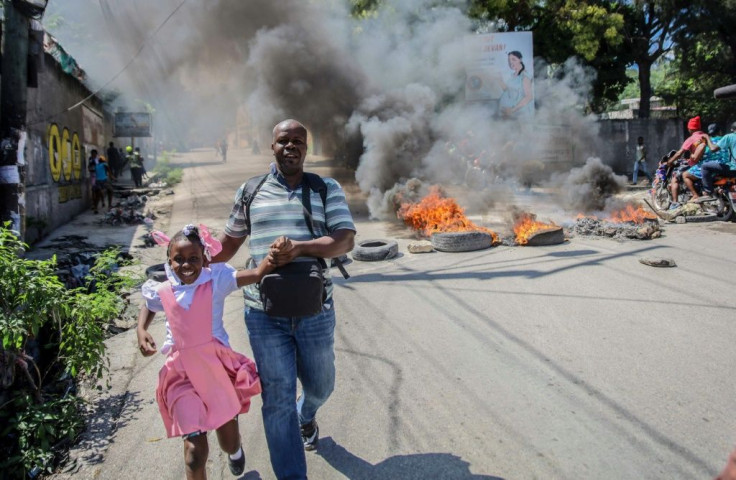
[352,239,399,261]
[430,231,493,252]
[684,213,718,223]
[145,263,167,282]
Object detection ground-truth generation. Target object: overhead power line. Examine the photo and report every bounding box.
[28,0,188,127]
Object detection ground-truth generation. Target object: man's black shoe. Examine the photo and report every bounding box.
[300,419,319,451]
[228,446,245,476]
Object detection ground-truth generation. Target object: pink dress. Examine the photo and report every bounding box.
[155,280,261,437]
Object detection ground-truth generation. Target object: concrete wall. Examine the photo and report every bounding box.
[597,118,684,178]
[24,52,110,243]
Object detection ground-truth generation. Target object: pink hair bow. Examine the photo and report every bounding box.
[196,224,222,261]
[150,224,223,261]
[151,230,171,246]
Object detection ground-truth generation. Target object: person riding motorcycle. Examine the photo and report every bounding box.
[697,121,736,202]
[666,116,719,206]
[681,123,723,201]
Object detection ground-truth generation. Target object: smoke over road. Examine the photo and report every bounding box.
[46,0,609,216]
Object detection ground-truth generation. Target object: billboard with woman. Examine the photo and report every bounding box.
[465,32,534,120]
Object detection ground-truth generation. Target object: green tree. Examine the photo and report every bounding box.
[661,0,736,121]
[469,0,631,112]
[621,0,689,118]
[350,0,383,17]
[660,33,735,121]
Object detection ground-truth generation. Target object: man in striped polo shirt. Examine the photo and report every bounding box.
[213,119,355,480]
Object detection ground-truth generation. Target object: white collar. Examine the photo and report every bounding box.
[164,263,212,288]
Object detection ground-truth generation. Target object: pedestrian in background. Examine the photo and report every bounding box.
[87,149,100,212]
[220,138,229,163]
[93,156,114,213]
[212,119,356,480]
[128,146,145,188]
[632,136,652,185]
[137,224,273,479]
[106,141,123,178]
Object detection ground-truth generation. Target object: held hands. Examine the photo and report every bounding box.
[256,253,277,279]
[136,328,157,356]
[268,236,300,267]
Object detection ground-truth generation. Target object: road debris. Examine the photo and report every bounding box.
[407,240,434,253]
[639,257,677,268]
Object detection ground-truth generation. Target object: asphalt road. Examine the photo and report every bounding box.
[50,147,736,480]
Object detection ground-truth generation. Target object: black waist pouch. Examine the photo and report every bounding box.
[259,260,326,317]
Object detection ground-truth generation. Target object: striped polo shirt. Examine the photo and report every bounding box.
[225,164,356,310]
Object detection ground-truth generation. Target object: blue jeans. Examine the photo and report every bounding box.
[633,160,652,183]
[244,301,336,480]
[701,161,736,193]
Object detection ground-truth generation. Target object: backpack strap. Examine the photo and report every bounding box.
[301,173,349,279]
[301,172,327,219]
[242,174,269,233]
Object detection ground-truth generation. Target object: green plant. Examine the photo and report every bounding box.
[165,169,183,185]
[149,150,183,186]
[0,223,136,478]
[1,395,83,477]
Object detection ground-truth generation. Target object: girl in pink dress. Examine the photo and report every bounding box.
[136,224,272,479]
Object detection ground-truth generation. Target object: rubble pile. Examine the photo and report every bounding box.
[569,217,662,240]
[99,193,157,227]
[47,237,133,290]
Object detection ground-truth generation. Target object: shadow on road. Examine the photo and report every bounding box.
[65,392,143,470]
[315,437,504,479]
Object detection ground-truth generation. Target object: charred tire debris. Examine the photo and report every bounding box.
[430,231,493,252]
[524,227,565,246]
[352,239,399,261]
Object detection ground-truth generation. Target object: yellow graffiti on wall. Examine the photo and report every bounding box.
[72,133,81,180]
[48,124,61,182]
[48,124,83,184]
[61,127,71,181]
[58,185,83,203]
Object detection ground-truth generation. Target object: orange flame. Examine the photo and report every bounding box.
[398,186,499,243]
[576,204,656,224]
[513,213,559,245]
[607,204,657,224]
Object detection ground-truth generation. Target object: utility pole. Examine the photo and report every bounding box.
[0,0,29,236]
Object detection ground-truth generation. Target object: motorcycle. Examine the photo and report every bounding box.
[650,150,689,209]
[706,175,736,221]
[651,151,736,221]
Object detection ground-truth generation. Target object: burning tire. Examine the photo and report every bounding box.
[430,231,493,252]
[145,263,167,282]
[352,239,398,261]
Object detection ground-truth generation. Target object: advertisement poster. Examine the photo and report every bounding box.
[115,112,152,137]
[465,32,534,119]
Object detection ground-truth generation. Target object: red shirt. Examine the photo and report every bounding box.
[681,131,706,165]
